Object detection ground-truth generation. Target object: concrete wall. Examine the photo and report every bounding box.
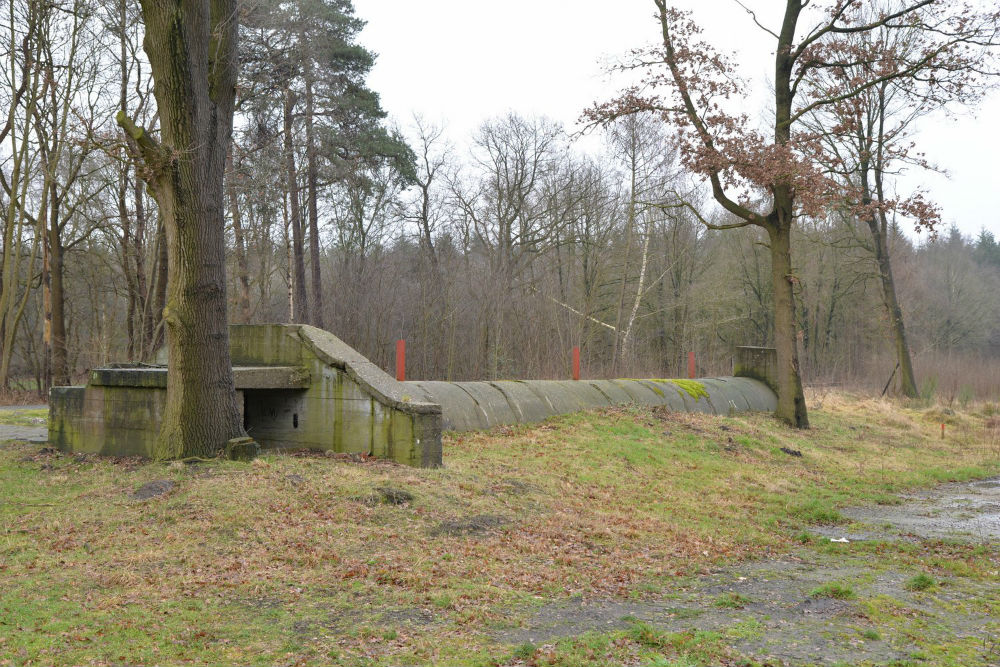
[733,346,778,392]
[407,377,777,432]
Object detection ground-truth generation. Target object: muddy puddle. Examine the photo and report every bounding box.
[813,477,1000,543]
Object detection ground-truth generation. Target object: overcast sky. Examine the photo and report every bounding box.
[352,0,1000,240]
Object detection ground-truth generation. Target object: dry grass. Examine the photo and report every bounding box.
[0,393,997,665]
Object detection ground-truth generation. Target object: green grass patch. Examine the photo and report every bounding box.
[810,581,856,600]
[904,573,936,591]
[713,592,752,609]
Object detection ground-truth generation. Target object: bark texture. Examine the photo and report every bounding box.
[119,0,246,459]
[283,86,309,323]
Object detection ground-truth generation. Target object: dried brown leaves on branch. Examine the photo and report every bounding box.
[584,0,1000,229]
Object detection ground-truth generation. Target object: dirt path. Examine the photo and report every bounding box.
[498,477,1000,666]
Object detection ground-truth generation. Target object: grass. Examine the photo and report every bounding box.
[809,581,857,600]
[713,592,752,609]
[0,393,997,665]
[904,573,937,591]
[0,407,48,426]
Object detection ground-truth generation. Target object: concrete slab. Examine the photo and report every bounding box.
[491,381,558,423]
[587,381,634,405]
[454,382,518,428]
[641,380,689,411]
[730,378,779,412]
[521,381,588,414]
[409,381,489,431]
[700,378,752,415]
[559,381,613,409]
[611,380,667,405]
[669,381,717,414]
[88,366,312,390]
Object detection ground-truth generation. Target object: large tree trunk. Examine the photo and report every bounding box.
[768,2,809,428]
[767,217,809,428]
[120,0,247,459]
[283,87,309,323]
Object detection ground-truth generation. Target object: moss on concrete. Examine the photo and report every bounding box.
[668,379,709,401]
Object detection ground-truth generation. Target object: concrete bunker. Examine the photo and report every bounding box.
[49,326,779,467]
[50,325,443,467]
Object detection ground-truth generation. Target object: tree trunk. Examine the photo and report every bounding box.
[150,215,168,355]
[869,88,918,398]
[226,150,252,323]
[768,1,809,428]
[870,218,918,397]
[304,77,324,328]
[283,86,309,323]
[121,0,247,459]
[48,198,68,386]
[767,218,809,428]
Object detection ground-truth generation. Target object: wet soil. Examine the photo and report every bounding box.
[813,477,1000,543]
[497,477,1000,666]
[0,423,47,443]
[0,405,48,443]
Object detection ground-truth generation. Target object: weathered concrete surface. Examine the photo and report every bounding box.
[88,365,312,390]
[410,377,777,433]
[812,477,1000,543]
[734,346,778,393]
[50,325,442,467]
[406,381,488,431]
[491,381,558,424]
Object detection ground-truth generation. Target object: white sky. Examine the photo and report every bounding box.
[353,0,1000,240]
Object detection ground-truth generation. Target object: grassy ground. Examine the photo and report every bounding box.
[0,407,48,427]
[0,394,997,666]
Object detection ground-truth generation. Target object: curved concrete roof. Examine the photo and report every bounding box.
[407,377,776,432]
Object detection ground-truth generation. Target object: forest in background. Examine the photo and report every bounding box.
[2,0,999,403]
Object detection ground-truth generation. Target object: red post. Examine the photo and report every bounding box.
[572,346,581,381]
[941,423,945,440]
[688,351,696,379]
[395,339,406,382]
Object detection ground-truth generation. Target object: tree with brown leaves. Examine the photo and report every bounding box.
[587,0,1000,427]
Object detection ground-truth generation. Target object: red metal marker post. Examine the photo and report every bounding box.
[688,351,696,379]
[395,339,406,381]
[572,346,581,381]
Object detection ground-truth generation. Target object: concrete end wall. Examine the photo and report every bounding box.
[733,346,778,393]
[48,385,169,457]
[407,377,776,433]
